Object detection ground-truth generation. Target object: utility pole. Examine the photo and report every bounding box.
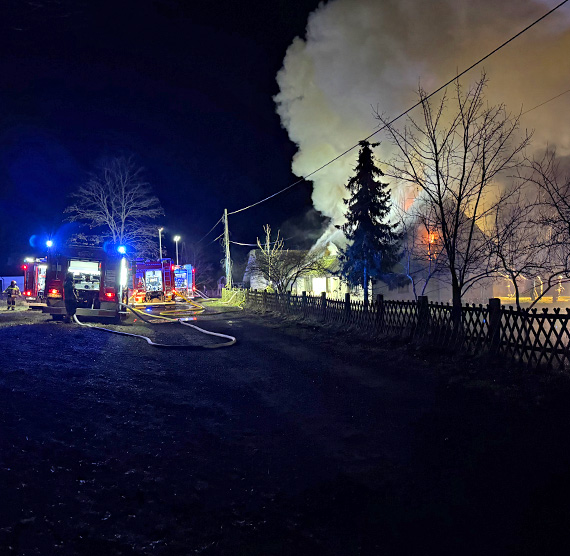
[224,208,232,289]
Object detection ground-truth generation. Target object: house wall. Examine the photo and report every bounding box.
[372,276,495,305]
[290,275,350,298]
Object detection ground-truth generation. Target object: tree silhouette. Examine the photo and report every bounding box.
[65,156,164,257]
[338,140,400,304]
[379,75,530,319]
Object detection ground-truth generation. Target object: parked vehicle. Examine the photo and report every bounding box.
[42,245,128,321]
[173,264,196,299]
[22,258,47,302]
[130,258,175,303]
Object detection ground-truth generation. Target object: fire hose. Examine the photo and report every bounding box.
[71,303,236,349]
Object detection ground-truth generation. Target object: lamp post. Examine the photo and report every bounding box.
[174,236,180,265]
[158,227,164,259]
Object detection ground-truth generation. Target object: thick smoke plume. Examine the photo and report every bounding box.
[275,0,570,242]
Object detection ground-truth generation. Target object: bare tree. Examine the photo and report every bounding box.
[397,200,449,300]
[489,184,548,310]
[65,156,164,257]
[523,149,570,303]
[250,225,331,294]
[377,74,531,316]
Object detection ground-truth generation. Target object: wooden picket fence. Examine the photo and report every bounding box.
[244,289,570,370]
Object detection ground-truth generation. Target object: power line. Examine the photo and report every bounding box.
[230,235,297,247]
[196,215,224,244]
[228,0,569,217]
[206,232,224,246]
[230,240,262,247]
[209,88,569,250]
[521,88,570,116]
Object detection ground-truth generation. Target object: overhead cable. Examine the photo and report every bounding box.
[196,215,224,244]
[229,234,299,247]
[227,0,569,217]
[206,232,224,246]
[521,88,570,116]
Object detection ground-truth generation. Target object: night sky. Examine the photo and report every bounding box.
[0,0,323,274]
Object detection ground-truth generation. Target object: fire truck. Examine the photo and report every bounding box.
[42,245,128,321]
[22,258,47,302]
[130,258,176,303]
[173,264,196,299]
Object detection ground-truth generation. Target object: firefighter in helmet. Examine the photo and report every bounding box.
[63,272,78,323]
[3,280,21,310]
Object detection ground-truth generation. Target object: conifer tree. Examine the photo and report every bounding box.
[338,140,400,304]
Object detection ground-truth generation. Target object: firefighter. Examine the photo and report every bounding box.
[63,272,78,323]
[3,280,21,310]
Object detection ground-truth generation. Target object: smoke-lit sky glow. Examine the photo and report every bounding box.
[1,0,569,273]
[275,0,570,238]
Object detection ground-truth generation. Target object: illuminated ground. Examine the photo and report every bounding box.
[1,304,570,555]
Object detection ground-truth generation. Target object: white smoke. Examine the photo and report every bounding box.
[275,0,570,241]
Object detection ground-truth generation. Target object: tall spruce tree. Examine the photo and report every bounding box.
[338,140,400,304]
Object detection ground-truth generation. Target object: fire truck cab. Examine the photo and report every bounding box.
[22,258,47,302]
[42,245,128,321]
[130,258,175,303]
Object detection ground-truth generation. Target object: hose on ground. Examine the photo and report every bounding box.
[70,303,236,349]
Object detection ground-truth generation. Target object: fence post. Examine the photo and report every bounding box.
[345,292,351,322]
[302,291,307,319]
[287,291,291,314]
[262,289,267,310]
[321,292,327,322]
[417,296,429,339]
[488,298,501,354]
[375,294,384,333]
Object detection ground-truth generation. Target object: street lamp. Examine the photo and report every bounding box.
[174,235,180,265]
[46,240,53,248]
[158,227,164,259]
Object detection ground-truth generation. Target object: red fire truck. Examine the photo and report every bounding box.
[130,258,176,303]
[22,258,48,302]
[173,264,196,299]
[42,245,128,321]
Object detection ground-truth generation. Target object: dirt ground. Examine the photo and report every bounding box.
[2,301,570,555]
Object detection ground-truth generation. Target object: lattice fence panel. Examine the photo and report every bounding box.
[304,295,322,320]
[461,304,489,353]
[380,300,417,337]
[246,289,570,370]
[500,307,570,369]
[326,298,349,325]
[426,303,454,346]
